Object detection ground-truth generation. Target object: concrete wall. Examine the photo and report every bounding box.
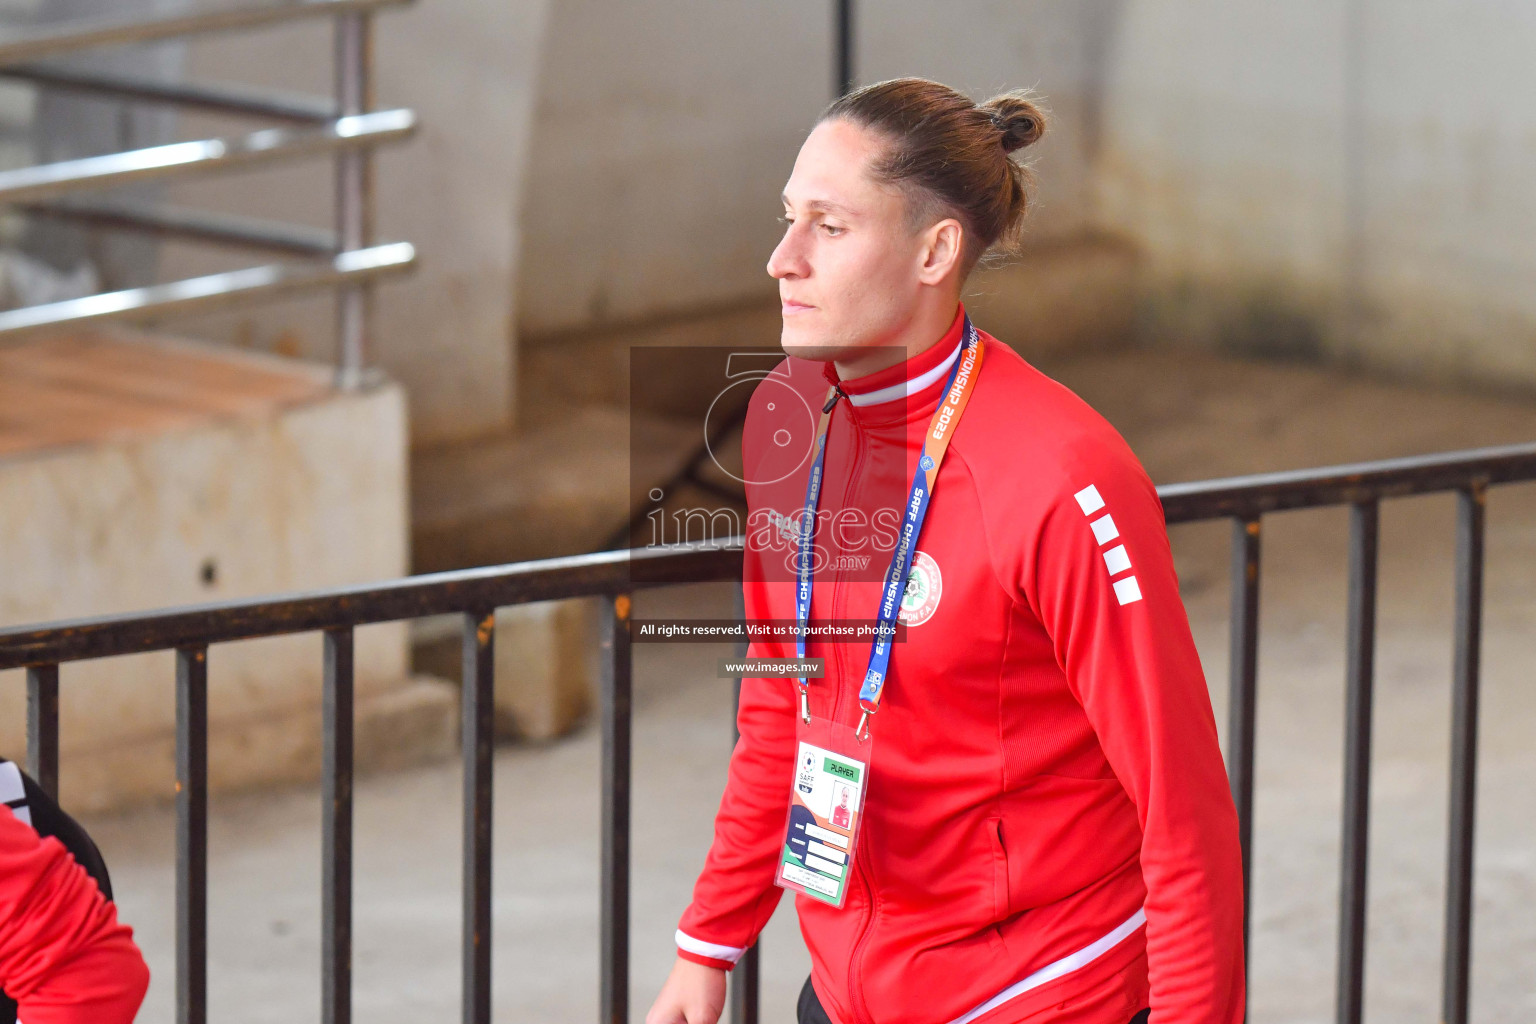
[1095,0,1536,388]
[853,0,1123,243]
[515,0,828,335]
[520,0,1536,393]
[516,0,1120,337]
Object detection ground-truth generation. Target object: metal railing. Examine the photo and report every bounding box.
[2,439,1533,1024]
[0,0,417,388]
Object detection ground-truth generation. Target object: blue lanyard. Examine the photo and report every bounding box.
[793,314,983,740]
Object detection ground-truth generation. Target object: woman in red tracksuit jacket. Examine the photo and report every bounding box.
[646,78,1244,1024]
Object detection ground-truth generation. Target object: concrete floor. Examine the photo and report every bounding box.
[81,347,1536,1023]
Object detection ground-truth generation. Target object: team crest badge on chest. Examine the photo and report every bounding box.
[898,550,943,626]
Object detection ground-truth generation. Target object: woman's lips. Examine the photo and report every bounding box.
[781,300,815,314]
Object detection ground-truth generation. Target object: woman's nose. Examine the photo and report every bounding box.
[767,227,807,280]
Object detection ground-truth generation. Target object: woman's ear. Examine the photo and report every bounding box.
[917,217,964,285]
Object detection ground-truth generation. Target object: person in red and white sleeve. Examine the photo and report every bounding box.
[0,760,149,1024]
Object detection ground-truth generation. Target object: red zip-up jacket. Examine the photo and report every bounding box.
[0,804,149,1024]
[674,305,1244,1024]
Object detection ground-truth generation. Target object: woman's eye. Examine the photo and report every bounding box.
[822,223,845,236]
[777,215,793,226]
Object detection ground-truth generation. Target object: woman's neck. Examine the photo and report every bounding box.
[833,300,963,381]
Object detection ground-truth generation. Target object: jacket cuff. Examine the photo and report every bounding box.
[675,928,745,972]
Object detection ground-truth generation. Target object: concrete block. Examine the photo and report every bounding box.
[0,329,421,811]
[354,676,461,774]
[492,598,599,741]
[412,597,599,742]
[411,406,697,570]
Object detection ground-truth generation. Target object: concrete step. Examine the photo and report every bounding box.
[516,297,784,429]
[411,405,706,572]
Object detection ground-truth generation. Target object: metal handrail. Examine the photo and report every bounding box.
[0,63,337,123]
[0,0,411,66]
[0,540,732,670]
[0,241,414,338]
[0,0,415,388]
[0,108,414,204]
[1158,440,1536,521]
[3,439,1527,1024]
[23,199,339,255]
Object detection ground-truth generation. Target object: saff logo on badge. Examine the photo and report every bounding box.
[898,550,943,626]
[797,750,817,794]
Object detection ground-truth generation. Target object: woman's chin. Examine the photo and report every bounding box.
[780,339,840,363]
[780,323,841,362]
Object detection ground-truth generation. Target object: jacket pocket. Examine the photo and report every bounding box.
[1000,777,1140,909]
[988,816,1010,920]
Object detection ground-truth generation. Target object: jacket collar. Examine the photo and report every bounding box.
[820,304,968,428]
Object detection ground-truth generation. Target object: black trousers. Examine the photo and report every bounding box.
[797,975,1150,1024]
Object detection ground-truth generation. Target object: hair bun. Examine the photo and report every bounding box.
[979,91,1047,154]
[819,76,1048,274]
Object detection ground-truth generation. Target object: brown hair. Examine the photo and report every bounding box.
[821,78,1048,275]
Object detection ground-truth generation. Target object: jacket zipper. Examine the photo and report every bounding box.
[835,415,879,1024]
[828,416,865,727]
[836,391,932,1023]
[818,398,880,1023]
[847,856,878,1024]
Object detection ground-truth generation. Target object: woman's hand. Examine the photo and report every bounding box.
[645,956,728,1024]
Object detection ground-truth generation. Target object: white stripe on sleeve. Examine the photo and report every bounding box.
[674,928,747,964]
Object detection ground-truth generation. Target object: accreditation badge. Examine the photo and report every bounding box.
[774,716,870,909]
